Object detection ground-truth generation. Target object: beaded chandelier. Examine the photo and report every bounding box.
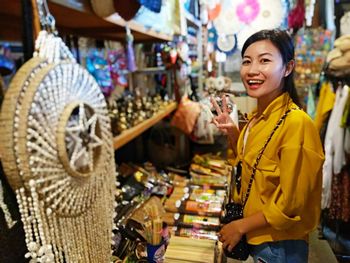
[0,1,116,262]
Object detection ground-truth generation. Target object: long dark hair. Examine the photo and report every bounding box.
[241,29,301,107]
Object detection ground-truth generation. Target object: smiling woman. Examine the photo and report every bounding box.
[211,29,324,263]
[240,40,293,115]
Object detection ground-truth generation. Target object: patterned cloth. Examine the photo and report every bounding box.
[329,166,350,222]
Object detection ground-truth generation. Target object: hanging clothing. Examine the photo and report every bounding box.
[329,166,350,222]
[314,81,336,132]
[325,0,336,32]
[234,92,324,245]
[322,85,349,209]
[307,86,316,119]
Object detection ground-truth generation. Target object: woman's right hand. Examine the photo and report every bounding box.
[210,95,238,135]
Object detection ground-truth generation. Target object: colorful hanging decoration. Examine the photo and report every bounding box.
[86,50,113,96]
[213,0,286,51]
[305,0,316,27]
[126,26,137,73]
[213,0,244,35]
[235,0,286,50]
[251,0,286,30]
[207,26,218,43]
[108,49,128,87]
[0,1,116,262]
[288,0,305,31]
[0,180,17,229]
[216,34,238,55]
[208,3,221,21]
[236,0,260,24]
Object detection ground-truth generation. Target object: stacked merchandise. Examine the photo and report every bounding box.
[108,94,172,136]
[165,236,220,263]
[111,163,173,262]
[109,155,230,262]
[294,28,333,89]
[163,154,230,262]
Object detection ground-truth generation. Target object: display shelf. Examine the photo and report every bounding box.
[0,0,172,42]
[49,0,172,42]
[184,10,201,28]
[133,66,167,74]
[104,14,172,42]
[113,102,177,150]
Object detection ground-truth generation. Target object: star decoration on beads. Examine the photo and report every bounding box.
[65,103,103,173]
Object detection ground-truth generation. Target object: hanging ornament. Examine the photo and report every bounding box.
[208,3,221,21]
[236,0,260,24]
[0,1,116,262]
[305,0,316,27]
[288,0,305,32]
[216,34,238,55]
[250,0,286,30]
[208,26,218,43]
[0,181,17,229]
[126,26,137,72]
[213,0,244,35]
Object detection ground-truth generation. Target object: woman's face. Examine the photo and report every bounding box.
[240,40,289,102]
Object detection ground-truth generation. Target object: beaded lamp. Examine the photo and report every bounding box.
[0,1,116,262]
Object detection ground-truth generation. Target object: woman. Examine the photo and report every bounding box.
[212,29,324,262]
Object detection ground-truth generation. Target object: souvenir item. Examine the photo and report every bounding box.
[0,180,17,229]
[208,3,221,21]
[236,0,260,24]
[170,96,201,135]
[90,0,115,17]
[86,49,113,96]
[216,34,237,55]
[0,1,116,262]
[138,0,162,13]
[126,27,137,72]
[108,49,128,87]
[213,0,244,35]
[113,0,141,21]
[305,0,316,26]
[294,28,332,88]
[288,0,305,31]
[251,0,286,30]
[340,12,350,36]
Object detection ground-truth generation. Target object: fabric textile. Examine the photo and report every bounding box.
[322,85,349,209]
[314,81,336,132]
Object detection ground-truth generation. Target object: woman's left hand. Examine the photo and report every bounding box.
[218,220,244,252]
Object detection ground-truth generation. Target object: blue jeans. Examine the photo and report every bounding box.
[250,240,308,263]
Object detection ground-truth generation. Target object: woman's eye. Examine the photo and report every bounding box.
[242,60,250,65]
[261,58,270,63]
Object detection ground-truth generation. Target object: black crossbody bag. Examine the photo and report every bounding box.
[221,108,295,260]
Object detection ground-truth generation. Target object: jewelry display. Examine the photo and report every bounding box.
[0,0,116,262]
[0,180,17,229]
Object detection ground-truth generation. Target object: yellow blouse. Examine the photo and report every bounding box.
[233,92,324,245]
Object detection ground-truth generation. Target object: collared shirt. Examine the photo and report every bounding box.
[233,92,324,245]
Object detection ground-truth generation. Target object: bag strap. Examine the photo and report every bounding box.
[241,107,299,207]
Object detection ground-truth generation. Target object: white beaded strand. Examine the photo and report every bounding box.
[0,181,17,228]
